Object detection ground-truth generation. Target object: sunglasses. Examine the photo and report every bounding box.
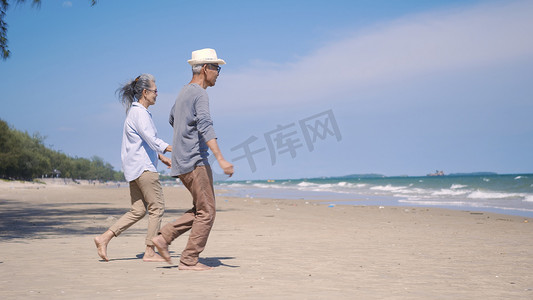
[206,64,221,73]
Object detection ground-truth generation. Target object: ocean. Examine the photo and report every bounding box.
[215,174,533,218]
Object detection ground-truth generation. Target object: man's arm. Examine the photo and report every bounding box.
[206,138,234,177]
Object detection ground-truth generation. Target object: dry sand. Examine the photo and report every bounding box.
[0,182,532,299]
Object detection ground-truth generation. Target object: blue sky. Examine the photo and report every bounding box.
[1,0,532,181]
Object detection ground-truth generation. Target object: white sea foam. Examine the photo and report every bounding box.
[297,182,316,187]
[253,183,275,189]
[523,195,533,203]
[392,190,413,195]
[399,199,478,207]
[370,185,406,192]
[467,190,521,199]
[393,188,435,199]
[318,184,334,188]
[389,187,427,196]
[401,195,435,200]
[432,189,470,196]
[226,183,247,188]
[307,186,329,192]
[450,184,468,189]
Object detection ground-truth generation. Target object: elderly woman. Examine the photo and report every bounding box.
[94,73,171,262]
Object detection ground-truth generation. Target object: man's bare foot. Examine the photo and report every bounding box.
[94,236,109,262]
[143,246,167,262]
[178,262,212,271]
[143,252,167,262]
[152,235,172,264]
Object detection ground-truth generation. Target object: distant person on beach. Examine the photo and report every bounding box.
[94,73,172,262]
[152,48,234,271]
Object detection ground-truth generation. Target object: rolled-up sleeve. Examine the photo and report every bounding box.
[195,94,217,142]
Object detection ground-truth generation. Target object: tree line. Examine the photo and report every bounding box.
[0,119,124,181]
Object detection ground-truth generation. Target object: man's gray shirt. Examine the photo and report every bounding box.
[169,83,217,176]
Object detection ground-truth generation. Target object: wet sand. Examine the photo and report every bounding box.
[0,182,532,299]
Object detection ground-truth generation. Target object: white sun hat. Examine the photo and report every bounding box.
[187,48,226,66]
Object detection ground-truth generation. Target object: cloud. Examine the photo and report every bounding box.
[62,1,72,8]
[214,0,533,111]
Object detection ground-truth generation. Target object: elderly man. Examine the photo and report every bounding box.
[152,48,234,271]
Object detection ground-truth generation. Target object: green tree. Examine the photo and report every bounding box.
[113,171,125,182]
[1,0,96,60]
[0,119,121,181]
[0,121,50,179]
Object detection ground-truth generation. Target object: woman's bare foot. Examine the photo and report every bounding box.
[94,236,109,261]
[152,235,172,264]
[178,262,212,271]
[94,230,114,261]
[143,245,167,262]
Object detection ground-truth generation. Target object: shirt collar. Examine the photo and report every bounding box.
[131,102,151,115]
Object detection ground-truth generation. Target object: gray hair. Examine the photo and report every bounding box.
[192,64,204,75]
[116,73,156,111]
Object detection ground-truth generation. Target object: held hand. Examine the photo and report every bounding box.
[159,155,172,168]
[165,145,172,153]
[218,159,234,177]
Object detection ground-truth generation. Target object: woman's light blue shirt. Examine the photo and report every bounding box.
[121,102,169,182]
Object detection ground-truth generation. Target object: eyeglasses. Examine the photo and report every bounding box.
[145,88,158,94]
[206,64,221,74]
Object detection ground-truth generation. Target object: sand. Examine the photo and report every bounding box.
[0,182,532,299]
